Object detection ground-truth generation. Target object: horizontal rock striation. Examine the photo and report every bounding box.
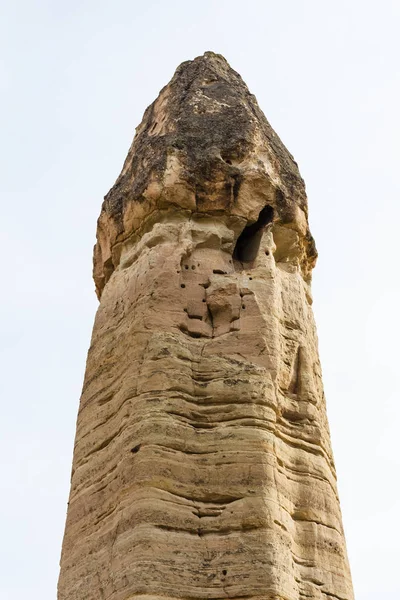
[58,52,353,600]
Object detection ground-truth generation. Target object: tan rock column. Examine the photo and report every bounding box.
[58,52,354,600]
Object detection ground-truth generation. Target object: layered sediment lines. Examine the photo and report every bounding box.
[58,53,353,600]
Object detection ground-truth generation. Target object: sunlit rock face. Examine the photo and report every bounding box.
[58,52,353,600]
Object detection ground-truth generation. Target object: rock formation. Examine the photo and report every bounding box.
[58,52,354,600]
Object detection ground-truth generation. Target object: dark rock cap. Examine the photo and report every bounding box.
[94,51,317,297]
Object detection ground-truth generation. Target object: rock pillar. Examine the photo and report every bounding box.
[58,52,354,600]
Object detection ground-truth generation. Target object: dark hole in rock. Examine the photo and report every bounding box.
[131,445,141,454]
[233,205,274,262]
[181,284,186,288]
[222,569,227,576]
[221,149,239,165]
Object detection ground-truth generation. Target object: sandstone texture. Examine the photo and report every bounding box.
[58,52,354,600]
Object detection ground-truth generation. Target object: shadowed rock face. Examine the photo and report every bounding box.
[58,52,353,600]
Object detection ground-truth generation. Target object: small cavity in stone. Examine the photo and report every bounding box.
[233,205,274,263]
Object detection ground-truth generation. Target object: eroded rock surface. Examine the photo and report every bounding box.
[58,52,354,600]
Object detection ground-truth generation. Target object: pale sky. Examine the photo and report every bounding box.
[1,1,399,598]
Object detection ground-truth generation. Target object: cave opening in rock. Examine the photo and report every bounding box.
[233,205,274,263]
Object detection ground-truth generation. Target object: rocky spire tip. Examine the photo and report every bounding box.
[93,53,317,297]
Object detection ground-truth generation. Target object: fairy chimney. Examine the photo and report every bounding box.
[58,52,353,600]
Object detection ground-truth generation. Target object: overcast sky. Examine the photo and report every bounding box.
[1,1,399,598]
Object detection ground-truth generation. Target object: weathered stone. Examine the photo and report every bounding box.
[58,52,353,600]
